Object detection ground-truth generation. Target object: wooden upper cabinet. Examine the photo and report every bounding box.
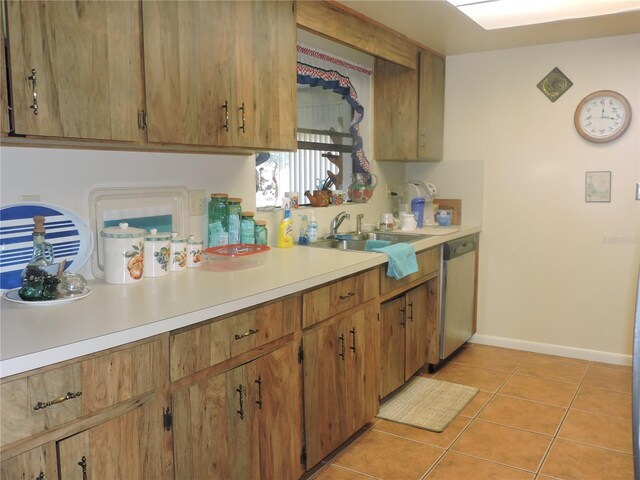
[418,50,445,160]
[374,57,419,161]
[6,0,143,141]
[142,0,296,151]
[374,50,445,161]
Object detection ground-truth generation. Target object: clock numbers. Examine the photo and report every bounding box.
[575,91,631,143]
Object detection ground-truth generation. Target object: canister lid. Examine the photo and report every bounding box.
[241,211,255,217]
[145,228,171,241]
[187,234,202,245]
[210,193,228,198]
[255,220,267,226]
[101,222,145,238]
[170,232,187,243]
[228,197,242,203]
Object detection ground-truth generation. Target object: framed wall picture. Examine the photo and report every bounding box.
[585,171,611,203]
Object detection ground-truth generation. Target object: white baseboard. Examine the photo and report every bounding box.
[469,334,632,367]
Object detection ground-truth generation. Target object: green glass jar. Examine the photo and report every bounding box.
[255,220,268,246]
[208,193,228,247]
[240,211,256,244]
[227,197,242,245]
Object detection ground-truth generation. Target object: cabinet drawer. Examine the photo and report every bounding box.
[170,297,297,382]
[1,338,163,449]
[380,247,440,295]
[302,269,379,329]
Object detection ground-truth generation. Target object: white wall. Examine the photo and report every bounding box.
[410,34,640,361]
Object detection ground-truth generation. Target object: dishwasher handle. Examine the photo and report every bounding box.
[443,234,477,260]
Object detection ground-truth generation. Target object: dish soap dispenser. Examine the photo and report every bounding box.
[277,198,294,248]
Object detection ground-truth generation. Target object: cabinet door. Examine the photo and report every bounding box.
[374,57,418,160]
[1,443,56,480]
[417,50,445,160]
[172,364,257,480]
[405,283,430,379]
[233,0,296,150]
[379,296,406,398]
[249,342,303,479]
[142,1,234,147]
[345,304,380,434]
[7,0,143,141]
[303,321,347,468]
[57,398,165,479]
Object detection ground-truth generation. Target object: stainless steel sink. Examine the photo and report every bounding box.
[309,231,433,252]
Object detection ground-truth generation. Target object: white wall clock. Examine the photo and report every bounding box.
[574,90,632,144]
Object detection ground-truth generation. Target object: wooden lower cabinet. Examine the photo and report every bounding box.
[380,279,438,398]
[172,342,303,480]
[56,397,167,480]
[303,303,380,468]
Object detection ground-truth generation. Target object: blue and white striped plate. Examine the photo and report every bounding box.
[0,203,93,291]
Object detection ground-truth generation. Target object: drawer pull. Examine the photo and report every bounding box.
[28,68,38,115]
[350,328,357,353]
[239,102,246,133]
[78,456,87,480]
[234,328,259,340]
[255,375,263,410]
[222,100,230,132]
[33,391,82,411]
[339,292,356,301]
[236,385,244,420]
[408,301,414,322]
[338,334,345,359]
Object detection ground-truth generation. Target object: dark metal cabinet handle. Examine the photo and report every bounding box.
[236,384,244,419]
[408,301,414,322]
[255,376,263,409]
[239,102,246,133]
[339,292,355,301]
[400,307,406,328]
[28,69,38,115]
[78,456,87,480]
[33,391,82,411]
[222,100,230,132]
[35,472,45,480]
[338,334,345,359]
[234,328,258,340]
[350,328,356,353]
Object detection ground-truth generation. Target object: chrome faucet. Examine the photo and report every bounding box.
[356,213,364,235]
[330,211,350,236]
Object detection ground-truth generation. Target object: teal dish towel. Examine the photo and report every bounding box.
[372,243,419,280]
[365,239,392,251]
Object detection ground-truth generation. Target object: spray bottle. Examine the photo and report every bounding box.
[277,198,294,248]
[307,210,318,244]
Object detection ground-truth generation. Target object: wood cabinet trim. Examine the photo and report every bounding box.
[297,0,421,69]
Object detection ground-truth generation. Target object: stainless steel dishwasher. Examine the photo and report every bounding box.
[440,234,478,360]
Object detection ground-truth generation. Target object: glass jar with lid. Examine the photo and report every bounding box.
[208,193,228,247]
[254,220,268,246]
[240,212,256,244]
[227,197,242,244]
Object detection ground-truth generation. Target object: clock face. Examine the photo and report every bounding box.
[574,91,632,143]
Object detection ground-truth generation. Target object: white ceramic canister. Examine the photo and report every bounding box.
[144,229,171,277]
[169,233,188,272]
[101,223,146,284]
[187,235,203,268]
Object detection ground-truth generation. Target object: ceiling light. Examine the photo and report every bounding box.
[446,0,640,30]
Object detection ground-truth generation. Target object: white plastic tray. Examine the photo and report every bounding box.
[89,186,189,279]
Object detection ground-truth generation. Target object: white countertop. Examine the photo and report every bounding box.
[0,225,480,378]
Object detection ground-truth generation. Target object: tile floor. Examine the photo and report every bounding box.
[305,343,633,480]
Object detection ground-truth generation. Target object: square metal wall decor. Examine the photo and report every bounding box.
[537,67,573,102]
